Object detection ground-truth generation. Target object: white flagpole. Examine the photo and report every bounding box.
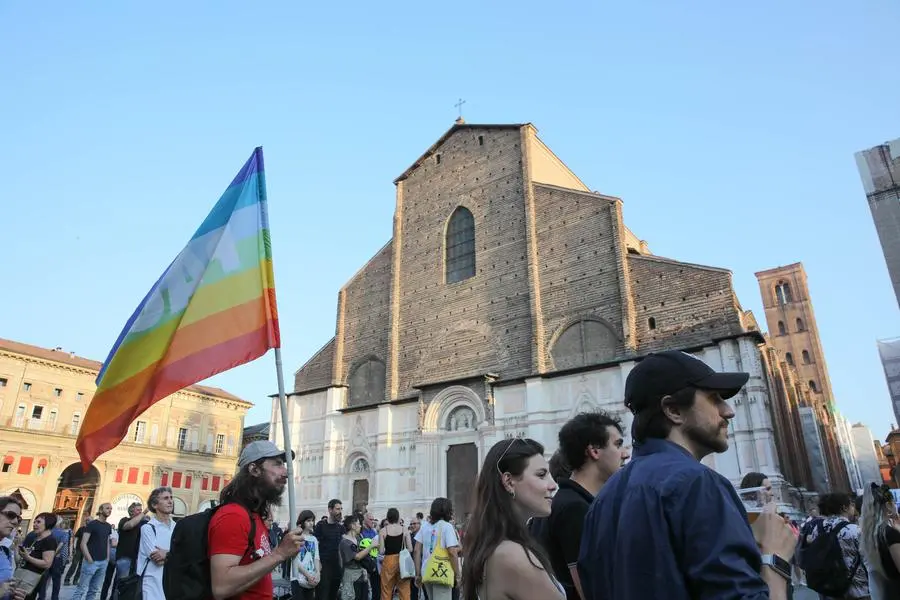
[275,347,297,528]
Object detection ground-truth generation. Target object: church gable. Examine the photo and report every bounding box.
[527,135,590,191]
[392,125,536,397]
[628,254,747,353]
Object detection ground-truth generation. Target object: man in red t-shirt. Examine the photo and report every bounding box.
[209,441,305,600]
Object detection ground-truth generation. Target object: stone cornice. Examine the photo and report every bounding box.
[0,351,98,377]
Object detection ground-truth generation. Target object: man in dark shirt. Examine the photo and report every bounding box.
[64,517,92,586]
[313,499,345,600]
[578,351,797,600]
[543,411,629,600]
[73,503,113,600]
[115,500,150,598]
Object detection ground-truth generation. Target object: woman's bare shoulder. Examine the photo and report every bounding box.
[490,541,546,571]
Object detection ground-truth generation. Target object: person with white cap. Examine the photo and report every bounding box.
[578,351,798,600]
[208,440,305,600]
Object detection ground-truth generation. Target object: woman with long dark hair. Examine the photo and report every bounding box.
[461,438,564,600]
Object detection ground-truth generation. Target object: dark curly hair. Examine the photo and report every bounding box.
[558,411,622,470]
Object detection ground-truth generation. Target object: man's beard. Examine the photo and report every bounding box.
[685,420,729,454]
[261,478,285,506]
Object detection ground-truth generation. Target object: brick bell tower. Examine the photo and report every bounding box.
[755,262,850,492]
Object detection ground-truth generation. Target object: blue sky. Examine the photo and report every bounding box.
[2,1,899,441]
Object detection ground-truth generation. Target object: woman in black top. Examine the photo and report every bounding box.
[379,508,413,600]
[860,482,900,598]
[16,513,57,599]
[18,513,57,574]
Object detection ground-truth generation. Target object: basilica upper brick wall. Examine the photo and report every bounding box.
[628,255,745,353]
[336,241,393,406]
[293,337,335,393]
[533,184,629,369]
[292,122,759,408]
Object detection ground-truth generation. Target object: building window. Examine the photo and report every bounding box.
[36,459,47,476]
[134,421,147,444]
[1,458,11,473]
[31,406,43,420]
[796,318,805,332]
[177,428,188,450]
[202,476,209,491]
[14,405,24,428]
[48,409,57,431]
[161,472,169,487]
[212,476,221,492]
[802,350,812,364]
[445,206,476,284]
[128,467,138,485]
[775,282,792,305]
[185,475,193,489]
[785,352,794,366]
[648,317,657,330]
[809,380,818,393]
[0,378,7,387]
[53,388,62,397]
[70,413,81,435]
[172,472,182,488]
[23,382,31,392]
[76,392,84,402]
[142,471,150,486]
[115,469,124,483]
[777,321,786,335]
[435,154,441,165]
[215,434,225,455]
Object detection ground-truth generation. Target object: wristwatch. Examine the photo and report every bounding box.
[760,554,792,581]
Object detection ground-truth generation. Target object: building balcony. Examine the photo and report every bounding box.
[2,417,78,435]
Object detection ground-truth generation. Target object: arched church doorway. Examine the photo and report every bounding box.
[349,457,370,514]
[53,463,100,528]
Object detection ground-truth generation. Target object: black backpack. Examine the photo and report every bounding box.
[162,503,257,600]
[797,519,860,596]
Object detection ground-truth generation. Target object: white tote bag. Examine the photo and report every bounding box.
[399,548,416,580]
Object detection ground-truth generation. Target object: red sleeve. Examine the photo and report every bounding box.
[208,505,252,558]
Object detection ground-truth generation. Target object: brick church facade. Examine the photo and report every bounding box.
[274,121,795,518]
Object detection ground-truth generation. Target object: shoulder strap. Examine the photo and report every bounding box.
[244,507,257,560]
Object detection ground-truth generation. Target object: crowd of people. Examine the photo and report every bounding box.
[4,350,900,599]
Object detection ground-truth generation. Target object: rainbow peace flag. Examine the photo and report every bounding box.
[76,147,280,469]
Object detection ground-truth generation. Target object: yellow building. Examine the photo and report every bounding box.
[0,337,252,530]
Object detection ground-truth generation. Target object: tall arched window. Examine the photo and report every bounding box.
[775,281,793,305]
[785,352,794,366]
[796,318,805,331]
[802,350,812,364]
[777,321,786,335]
[446,207,476,283]
[808,380,818,393]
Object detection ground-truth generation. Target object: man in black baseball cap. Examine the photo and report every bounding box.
[579,350,797,600]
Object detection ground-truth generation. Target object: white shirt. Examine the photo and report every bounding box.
[137,517,174,580]
[414,520,459,572]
